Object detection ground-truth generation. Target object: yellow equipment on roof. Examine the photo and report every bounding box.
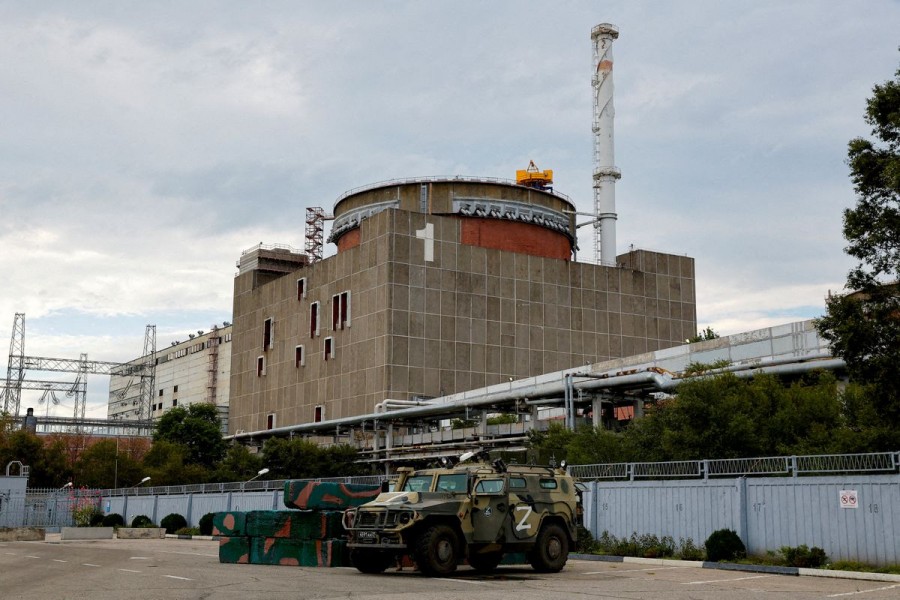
[516,160,553,190]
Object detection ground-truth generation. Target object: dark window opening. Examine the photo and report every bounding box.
[263,317,273,350]
[324,337,334,360]
[310,302,319,338]
[257,355,265,377]
[295,345,304,368]
[267,414,275,429]
[297,278,306,300]
[314,405,323,423]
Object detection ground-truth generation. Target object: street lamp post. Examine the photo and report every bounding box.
[237,468,269,511]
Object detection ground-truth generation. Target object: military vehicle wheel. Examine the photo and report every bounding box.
[414,524,460,576]
[351,549,394,574]
[528,523,569,572]
[467,549,503,572]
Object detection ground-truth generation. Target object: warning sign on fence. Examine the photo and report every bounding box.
[839,489,858,509]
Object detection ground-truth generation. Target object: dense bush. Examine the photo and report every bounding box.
[131,515,154,528]
[160,513,188,534]
[782,545,828,568]
[198,512,215,536]
[175,527,201,536]
[73,505,103,527]
[574,525,597,553]
[705,529,746,562]
[89,511,106,527]
[595,531,678,559]
[678,537,705,561]
[101,513,125,527]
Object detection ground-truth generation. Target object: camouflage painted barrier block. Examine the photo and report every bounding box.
[251,537,306,566]
[283,481,380,510]
[212,511,247,537]
[219,536,250,564]
[246,510,345,540]
[250,537,348,567]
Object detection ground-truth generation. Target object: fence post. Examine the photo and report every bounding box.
[185,493,194,527]
[737,477,749,550]
[790,455,798,478]
[702,460,709,480]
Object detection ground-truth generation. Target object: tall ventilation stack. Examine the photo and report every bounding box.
[591,23,621,266]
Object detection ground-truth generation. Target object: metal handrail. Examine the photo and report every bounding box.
[568,451,900,481]
[333,175,574,208]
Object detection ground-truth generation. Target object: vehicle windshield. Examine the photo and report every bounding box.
[401,475,434,492]
[435,473,467,493]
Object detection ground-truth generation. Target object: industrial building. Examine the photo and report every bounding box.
[107,325,232,430]
[229,179,696,435]
[227,23,697,438]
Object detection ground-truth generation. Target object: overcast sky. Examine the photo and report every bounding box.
[2,1,899,418]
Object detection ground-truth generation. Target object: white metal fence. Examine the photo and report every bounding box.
[575,452,900,566]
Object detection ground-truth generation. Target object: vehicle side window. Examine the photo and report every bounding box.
[474,479,505,494]
[539,478,558,489]
[509,477,527,489]
[402,475,434,491]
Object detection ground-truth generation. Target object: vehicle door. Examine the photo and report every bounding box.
[470,475,508,543]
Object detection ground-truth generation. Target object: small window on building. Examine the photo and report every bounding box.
[297,277,307,300]
[332,291,351,330]
[267,413,276,430]
[263,317,274,350]
[158,389,163,397]
[172,399,178,407]
[173,385,178,393]
[295,345,305,368]
[310,302,320,338]
[324,337,334,360]
[257,355,266,377]
[314,405,324,423]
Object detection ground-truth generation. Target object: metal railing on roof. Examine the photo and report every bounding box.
[333,175,574,208]
[568,451,900,481]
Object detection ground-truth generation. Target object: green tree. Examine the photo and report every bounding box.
[0,430,69,487]
[817,56,900,447]
[73,439,141,489]
[142,440,209,486]
[211,444,264,482]
[153,404,226,469]
[687,326,720,343]
[261,437,325,479]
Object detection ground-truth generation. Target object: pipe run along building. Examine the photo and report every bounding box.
[228,177,697,436]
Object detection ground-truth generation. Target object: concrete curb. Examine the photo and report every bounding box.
[164,534,219,541]
[570,554,900,582]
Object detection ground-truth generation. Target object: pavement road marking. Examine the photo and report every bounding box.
[25,555,40,559]
[130,556,151,560]
[434,578,488,585]
[118,569,142,573]
[53,559,68,563]
[82,563,101,567]
[683,574,772,585]
[827,584,900,597]
[586,566,690,575]
[163,575,193,581]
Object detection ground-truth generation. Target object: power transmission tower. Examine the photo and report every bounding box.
[2,313,25,416]
[139,325,156,421]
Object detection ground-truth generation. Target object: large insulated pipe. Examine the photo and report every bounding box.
[591,23,621,266]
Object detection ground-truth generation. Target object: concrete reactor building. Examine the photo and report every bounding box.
[228,178,696,435]
[227,23,697,437]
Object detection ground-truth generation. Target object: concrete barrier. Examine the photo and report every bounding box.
[116,527,166,539]
[60,527,114,540]
[0,527,46,541]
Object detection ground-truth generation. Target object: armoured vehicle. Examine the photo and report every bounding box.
[344,454,578,576]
